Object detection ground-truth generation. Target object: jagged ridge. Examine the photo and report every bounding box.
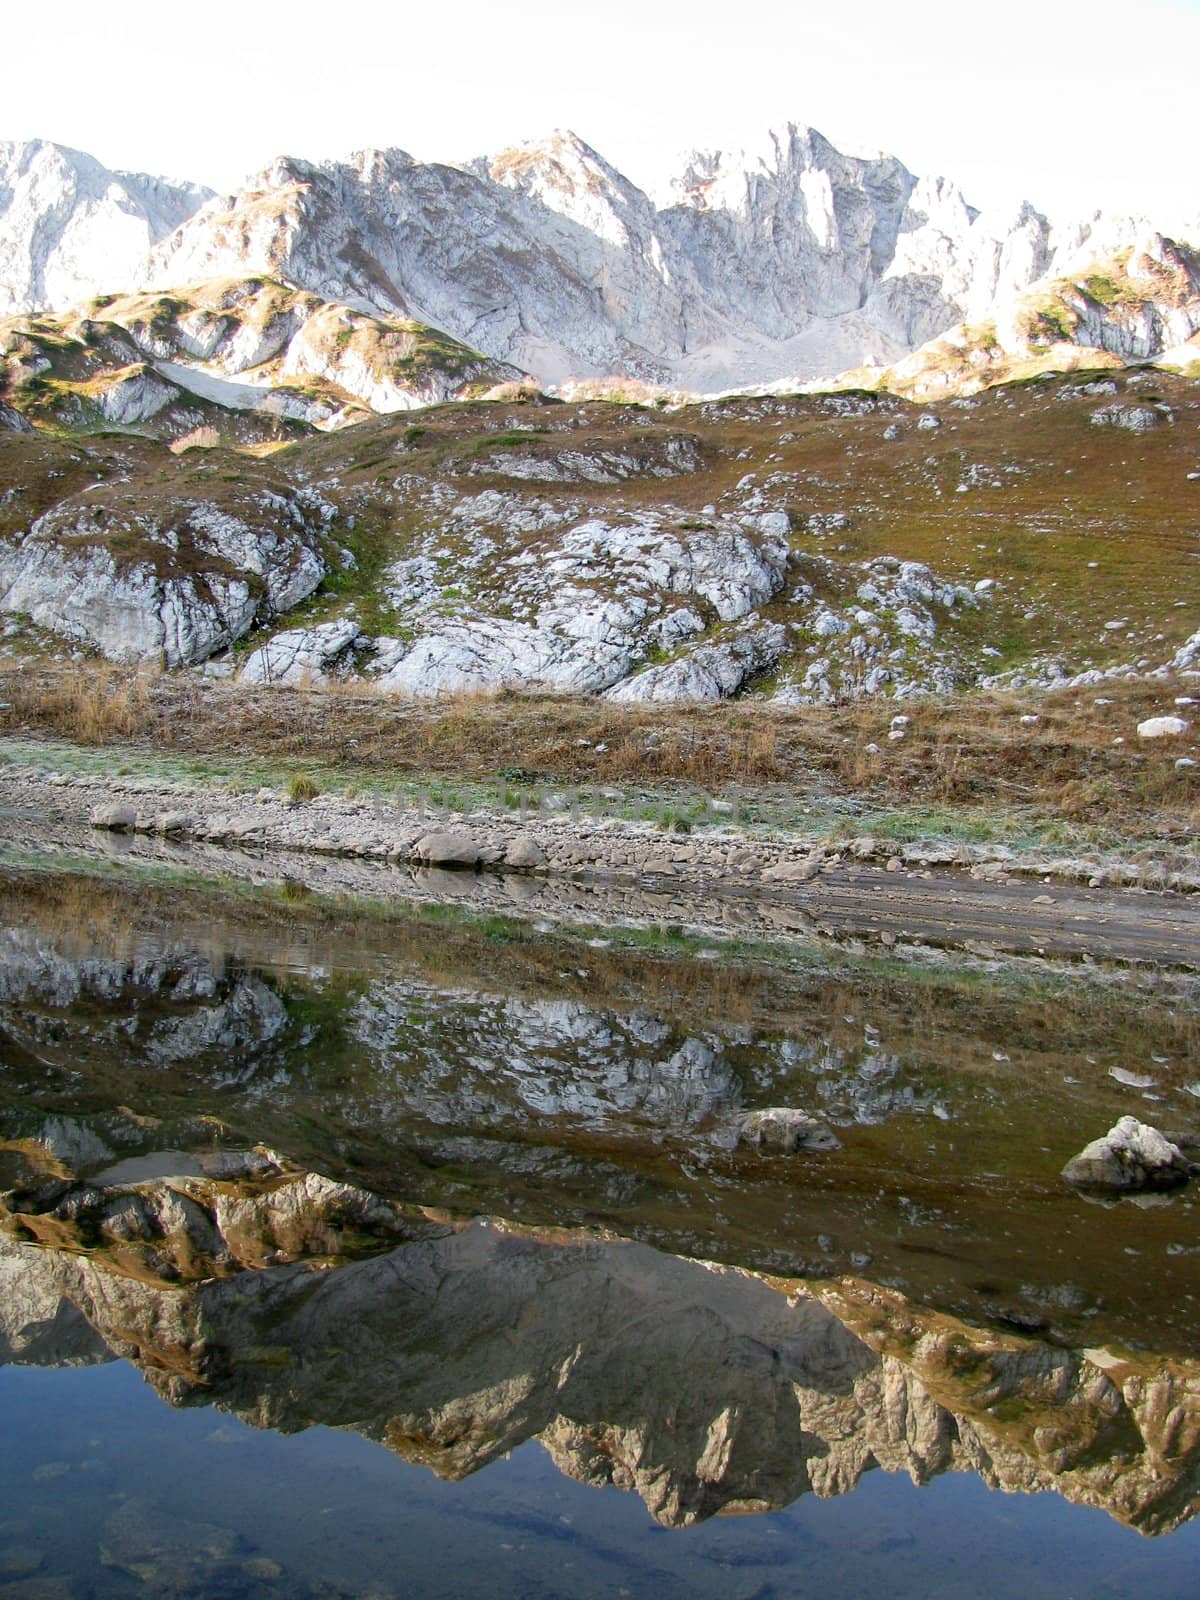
[1,128,1191,391]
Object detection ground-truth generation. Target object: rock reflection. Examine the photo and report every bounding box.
[1,1158,1197,1537]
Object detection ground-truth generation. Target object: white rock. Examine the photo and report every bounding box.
[1061,1116,1190,1192]
[605,624,786,704]
[89,802,137,831]
[0,139,210,316]
[736,1108,840,1154]
[240,619,361,686]
[0,492,330,666]
[1137,716,1190,738]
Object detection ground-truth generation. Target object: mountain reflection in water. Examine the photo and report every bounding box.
[0,862,1198,1594]
[2,1179,1199,1539]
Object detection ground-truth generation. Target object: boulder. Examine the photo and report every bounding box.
[89,802,138,832]
[1137,716,1190,738]
[155,810,193,836]
[736,1108,841,1154]
[762,857,821,884]
[1089,404,1168,432]
[504,835,547,870]
[413,832,481,868]
[1061,1117,1191,1193]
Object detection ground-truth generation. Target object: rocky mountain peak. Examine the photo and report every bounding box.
[0,138,211,315]
[0,123,1194,392]
[345,146,420,185]
[483,128,655,249]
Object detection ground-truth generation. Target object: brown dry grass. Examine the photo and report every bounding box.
[9,661,160,743]
[3,665,1196,838]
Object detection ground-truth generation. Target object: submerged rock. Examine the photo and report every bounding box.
[736,1108,841,1154]
[1061,1116,1191,1193]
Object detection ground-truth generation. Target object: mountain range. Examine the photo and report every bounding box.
[2,127,1195,395]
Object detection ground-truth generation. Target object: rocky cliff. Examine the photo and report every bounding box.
[0,140,210,316]
[1,128,1188,391]
[853,232,1200,400]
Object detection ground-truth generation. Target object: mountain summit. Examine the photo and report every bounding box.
[0,126,1188,388]
[0,139,211,317]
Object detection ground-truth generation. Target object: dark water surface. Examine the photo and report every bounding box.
[0,860,1197,1596]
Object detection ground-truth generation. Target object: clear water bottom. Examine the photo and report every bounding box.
[2,1363,1197,1600]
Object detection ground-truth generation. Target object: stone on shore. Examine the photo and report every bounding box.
[1061,1116,1191,1192]
[89,802,138,832]
[155,810,193,836]
[762,857,821,884]
[413,832,482,868]
[504,835,547,870]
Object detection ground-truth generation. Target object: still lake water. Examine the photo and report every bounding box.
[3,1363,1200,1600]
[0,859,1197,1596]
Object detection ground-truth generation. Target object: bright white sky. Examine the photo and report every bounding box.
[5,0,1196,222]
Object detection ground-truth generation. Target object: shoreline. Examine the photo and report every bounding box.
[3,750,1198,969]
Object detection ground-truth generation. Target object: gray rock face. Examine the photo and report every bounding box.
[0,483,336,666]
[0,399,34,433]
[239,619,362,686]
[0,140,211,317]
[1,128,1175,390]
[368,510,789,697]
[606,621,786,703]
[1061,1116,1191,1192]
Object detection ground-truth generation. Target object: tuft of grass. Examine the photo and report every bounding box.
[288,773,320,803]
[2,662,158,742]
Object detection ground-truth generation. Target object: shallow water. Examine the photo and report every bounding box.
[0,860,1197,1594]
[2,1362,1199,1600]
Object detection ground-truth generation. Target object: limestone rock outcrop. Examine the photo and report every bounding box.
[2,129,1190,391]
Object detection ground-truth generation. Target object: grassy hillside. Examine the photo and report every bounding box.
[0,276,520,446]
